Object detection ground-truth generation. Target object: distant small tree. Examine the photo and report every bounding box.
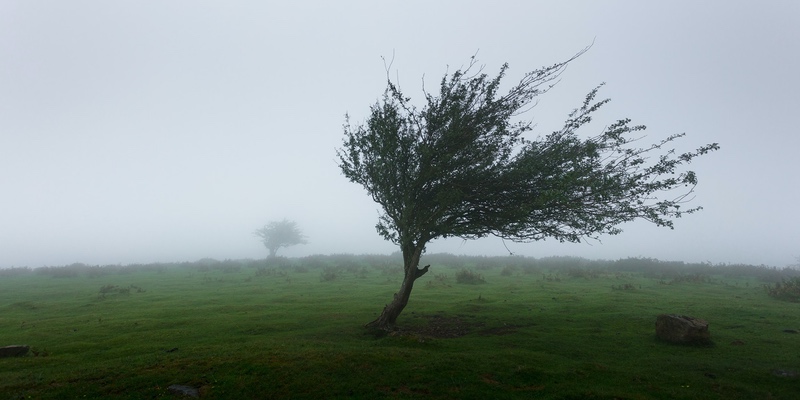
[337,49,719,330]
[254,219,308,258]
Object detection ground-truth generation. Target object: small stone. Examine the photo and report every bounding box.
[0,345,29,358]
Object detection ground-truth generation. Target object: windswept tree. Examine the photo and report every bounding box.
[337,49,719,331]
[254,219,308,258]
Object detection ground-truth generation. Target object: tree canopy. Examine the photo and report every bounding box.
[337,50,719,330]
[254,219,308,258]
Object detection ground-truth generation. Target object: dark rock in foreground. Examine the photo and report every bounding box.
[655,314,711,344]
[0,345,29,358]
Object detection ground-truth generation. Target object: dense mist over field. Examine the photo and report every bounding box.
[1,1,799,268]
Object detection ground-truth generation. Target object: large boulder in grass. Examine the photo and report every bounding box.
[655,314,711,344]
[0,345,30,358]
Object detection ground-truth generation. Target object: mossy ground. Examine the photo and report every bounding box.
[1,256,798,399]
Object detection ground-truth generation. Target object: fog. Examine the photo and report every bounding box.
[1,1,798,268]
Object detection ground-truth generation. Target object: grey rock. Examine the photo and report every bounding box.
[0,345,29,358]
[655,314,711,344]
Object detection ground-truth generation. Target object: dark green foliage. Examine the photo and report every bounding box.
[765,277,800,302]
[455,269,486,284]
[500,266,517,276]
[338,51,718,247]
[338,49,717,327]
[568,268,601,279]
[320,267,340,282]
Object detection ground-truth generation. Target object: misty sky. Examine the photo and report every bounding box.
[2,1,798,268]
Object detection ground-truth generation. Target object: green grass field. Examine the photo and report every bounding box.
[1,255,798,399]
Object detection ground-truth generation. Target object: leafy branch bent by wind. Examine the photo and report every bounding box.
[337,49,719,330]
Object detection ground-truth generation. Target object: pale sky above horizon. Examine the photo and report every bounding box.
[2,1,798,268]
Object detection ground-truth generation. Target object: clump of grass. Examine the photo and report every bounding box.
[426,273,451,288]
[293,265,309,273]
[376,265,403,275]
[455,269,486,284]
[221,265,241,273]
[500,266,517,276]
[541,273,562,282]
[765,277,800,302]
[98,284,145,298]
[320,267,340,282]
[611,283,637,291]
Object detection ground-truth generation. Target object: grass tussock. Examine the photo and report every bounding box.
[765,277,800,302]
[455,269,486,284]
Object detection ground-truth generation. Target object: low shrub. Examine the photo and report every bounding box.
[293,265,309,273]
[765,277,800,302]
[611,283,637,291]
[320,267,340,282]
[254,267,286,277]
[500,266,517,276]
[455,269,486,284]
[99,284,145,298]
[426,273,451,288]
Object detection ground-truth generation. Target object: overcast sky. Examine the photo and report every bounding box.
[1,1,798,268]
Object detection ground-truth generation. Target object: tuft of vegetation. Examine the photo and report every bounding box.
[98,284,145,298]
[426,273,451,288]
[500,265,517,276]
[568,268,601,279]
[319,267,340,282]
[765,277,800,302]
[611,283,637,291]
[455,269,486,284]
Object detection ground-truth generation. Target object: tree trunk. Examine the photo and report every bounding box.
[366,243,430,331]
